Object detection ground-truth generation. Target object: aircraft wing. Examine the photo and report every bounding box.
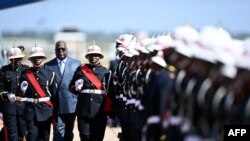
[0,0,44,10]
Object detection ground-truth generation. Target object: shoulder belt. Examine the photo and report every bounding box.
[26,69,53,107]
[81,65,103,90]
[81,65,113,113]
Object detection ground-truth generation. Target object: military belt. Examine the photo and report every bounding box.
[81,89,106,94]
[122,97,127,102]
[20,97,50,103]
[126,99,136,105]
[147,115,161,124]
[169,116,182,125]
[135,100,145,110]
[135,100,141,107]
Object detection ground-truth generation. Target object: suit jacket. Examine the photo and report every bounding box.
[45,57,81,114]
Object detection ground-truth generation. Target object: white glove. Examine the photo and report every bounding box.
[7,93,16,102]
[75,79,84,91]
[21,81,28,94]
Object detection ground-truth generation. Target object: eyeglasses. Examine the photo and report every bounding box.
[55,48,66,52]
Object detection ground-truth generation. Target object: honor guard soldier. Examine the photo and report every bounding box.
[69,44,115,141]
[114,34,137,141]
[0,46,28,141]
[142,56,173,141]
[122,50,138,141]
[18,46,57,141]
[235,43,250,125]
[224,39,250,125]
[118,52,133,141]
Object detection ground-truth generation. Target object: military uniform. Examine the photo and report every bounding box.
[142,68,174,141]
[18,46,57,141]
[19,66,57,141]
[114,59,130,141]
[69,64,114,141]
[0,64,29,141]
[69,45,114,141]
[140,56,173,141]
[133,68,145,141]
[109,59,119,74]
[123,65,135,141]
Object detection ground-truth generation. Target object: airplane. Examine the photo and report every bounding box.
[0,0,44,10]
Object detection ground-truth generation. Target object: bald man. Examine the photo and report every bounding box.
[45,40,81,141]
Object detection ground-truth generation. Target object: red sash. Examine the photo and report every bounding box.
[26,69,53,108]
[81,65,112,113]
[81,65,103,89]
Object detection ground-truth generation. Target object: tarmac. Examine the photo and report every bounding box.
[0,120,121,141]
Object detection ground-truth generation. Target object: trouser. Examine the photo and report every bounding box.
[119,124,133,141]
[26,117,51,141]
[2,113,26,141]
[144,123,161,141]
[164,125,184,141]
[77,114,107,141]
[53,113,76,141]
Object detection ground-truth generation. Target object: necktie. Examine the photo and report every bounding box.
[60,61,65,74]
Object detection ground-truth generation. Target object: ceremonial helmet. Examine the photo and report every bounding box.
[116,34,136,44]
[85,45,104,59]
[151,56,167,68]
[28,46,47,60]
[116,34,137,51]
[7,47,25,59]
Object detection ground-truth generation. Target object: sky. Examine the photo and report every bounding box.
[0,0,250,34]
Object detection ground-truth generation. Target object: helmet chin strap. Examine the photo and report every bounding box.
[89,60,100,66]
[10,58,22,70]
[33,60,44,68]
[11,59,16,70]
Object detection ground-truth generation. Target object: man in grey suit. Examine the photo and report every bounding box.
[45,40,81,141]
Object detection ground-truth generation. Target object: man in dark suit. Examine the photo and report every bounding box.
[45,40,81,141]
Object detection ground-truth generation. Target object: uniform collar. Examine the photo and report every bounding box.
[87,63,101,69]
[31,65,43,71]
